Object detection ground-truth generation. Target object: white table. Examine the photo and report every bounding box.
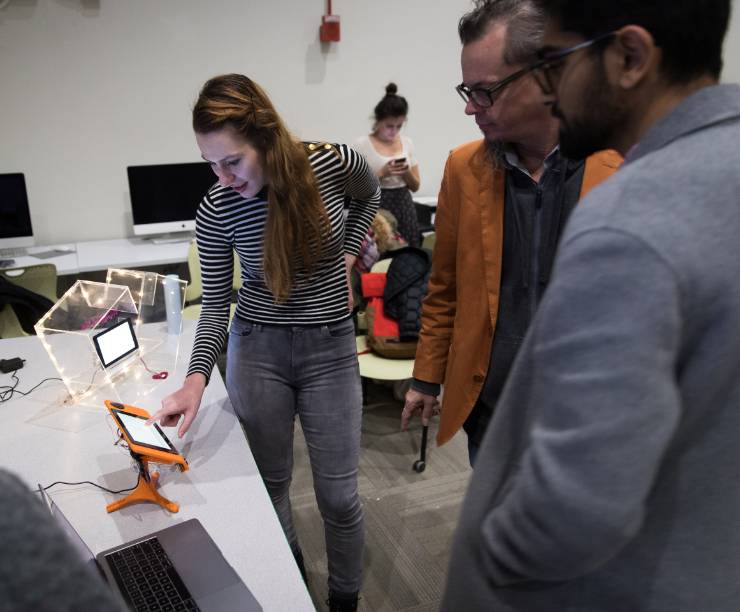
[75,238,190,274]
[8,244,79,275]
[6,238,191,277]
[414,196,437,207]
[0,326,314,612]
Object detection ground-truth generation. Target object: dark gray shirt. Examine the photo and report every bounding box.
[464,151,586,446]
[411,151,586,423]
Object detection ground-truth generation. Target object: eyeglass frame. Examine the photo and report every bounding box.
[455,64,536,108]
[455,31,615,108]
[530,31,617,96]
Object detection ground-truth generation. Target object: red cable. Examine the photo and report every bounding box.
[327,0,332,16]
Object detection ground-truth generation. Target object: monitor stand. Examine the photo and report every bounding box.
[146,232,193,245]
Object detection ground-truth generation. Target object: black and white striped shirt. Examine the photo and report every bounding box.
[188,142,380,380]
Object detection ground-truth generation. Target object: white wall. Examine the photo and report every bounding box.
[723,0,740,83]
[0,0,478,244]
[1,1,739,245]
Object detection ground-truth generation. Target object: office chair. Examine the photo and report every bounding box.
[421,231,436,251]
[355,257,436,471]
[0,263,58,339]
[183,240,240,322]
[356,257,415,388]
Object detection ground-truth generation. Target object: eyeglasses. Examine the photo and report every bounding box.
[455,64,535,108]
[531,31,617,96]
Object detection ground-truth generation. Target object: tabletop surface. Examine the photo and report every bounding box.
[4,238,191,276]
[0,324,314,612]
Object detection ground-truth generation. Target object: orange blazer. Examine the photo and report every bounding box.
[413,140,622,446]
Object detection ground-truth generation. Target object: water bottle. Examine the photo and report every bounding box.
[163,274,182,335]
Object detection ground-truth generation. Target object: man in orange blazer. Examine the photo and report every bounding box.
[401,0,620,464]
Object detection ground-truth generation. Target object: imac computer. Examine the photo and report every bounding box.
[0,173,34,254]
[127,162,216,243]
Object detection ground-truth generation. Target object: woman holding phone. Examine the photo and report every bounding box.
[150,74,380,612]
[355,83,422,247]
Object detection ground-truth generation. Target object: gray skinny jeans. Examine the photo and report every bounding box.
[225,317,364,594]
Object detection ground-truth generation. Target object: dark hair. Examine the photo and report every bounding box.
[193,74,330,302]
[373,83,409,121]
[458,0,544,65]
[535,0,730,82]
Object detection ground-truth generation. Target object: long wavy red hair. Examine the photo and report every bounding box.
[192,74,330,302]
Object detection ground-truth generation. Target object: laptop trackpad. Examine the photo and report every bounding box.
[159,519,241,596]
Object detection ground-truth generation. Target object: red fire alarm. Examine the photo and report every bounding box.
[320,0,340,42]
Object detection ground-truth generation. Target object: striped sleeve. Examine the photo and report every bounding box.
[186,187,235,381]
[338,144,381,255]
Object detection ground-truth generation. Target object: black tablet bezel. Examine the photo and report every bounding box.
[92,318,139,369]
[110,408,179,455]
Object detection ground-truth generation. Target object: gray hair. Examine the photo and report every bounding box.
[458,0,545,66]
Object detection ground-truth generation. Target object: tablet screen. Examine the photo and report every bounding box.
[92,318,139,368]
[112,409,177,454]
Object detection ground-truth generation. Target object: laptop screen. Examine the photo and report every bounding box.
[37,485,97,566]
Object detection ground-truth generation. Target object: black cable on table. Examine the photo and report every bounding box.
[40,475,141,496]
[0,370,63,403]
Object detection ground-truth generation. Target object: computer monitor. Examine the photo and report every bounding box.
[127,162,216,237]
[0,173,34,249]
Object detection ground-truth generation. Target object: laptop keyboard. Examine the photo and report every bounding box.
[105,537,201,612]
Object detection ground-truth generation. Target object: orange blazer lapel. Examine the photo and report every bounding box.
[470,146,505,328]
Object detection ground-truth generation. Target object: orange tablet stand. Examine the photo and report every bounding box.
[104,400,189,514]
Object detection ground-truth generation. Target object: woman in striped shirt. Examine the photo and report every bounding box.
[151,74,380,612]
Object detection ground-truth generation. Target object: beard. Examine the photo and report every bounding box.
[484,139,507,168]
[554,65,628,160]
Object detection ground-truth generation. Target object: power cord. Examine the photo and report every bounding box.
[0,370,63,403]
[39,476,141,495]
[139,356,168,380]
[36,416,151,496]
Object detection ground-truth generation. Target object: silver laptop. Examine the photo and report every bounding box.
[38,485,262,612]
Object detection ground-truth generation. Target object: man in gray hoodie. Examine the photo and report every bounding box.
[0,469,124,611]
[442,0,740,610]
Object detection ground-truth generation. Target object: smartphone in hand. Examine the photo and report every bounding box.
[393,157,407,165]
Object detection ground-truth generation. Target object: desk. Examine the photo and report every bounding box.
[9,244,79,276]
[0,325,314,612]
[413,196,437,207]
[75,238,190,274]
[7,238,191,277]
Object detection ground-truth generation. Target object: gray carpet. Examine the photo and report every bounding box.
[290,382,472,612]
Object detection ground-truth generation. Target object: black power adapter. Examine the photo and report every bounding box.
[0,358,25,373]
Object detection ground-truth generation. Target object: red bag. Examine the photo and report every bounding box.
[361,272,417,359]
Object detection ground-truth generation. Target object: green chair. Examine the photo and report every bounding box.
[422,231,436,251]
[0,263,58,338]
[356,257,416,393]
[183,240,240,321]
